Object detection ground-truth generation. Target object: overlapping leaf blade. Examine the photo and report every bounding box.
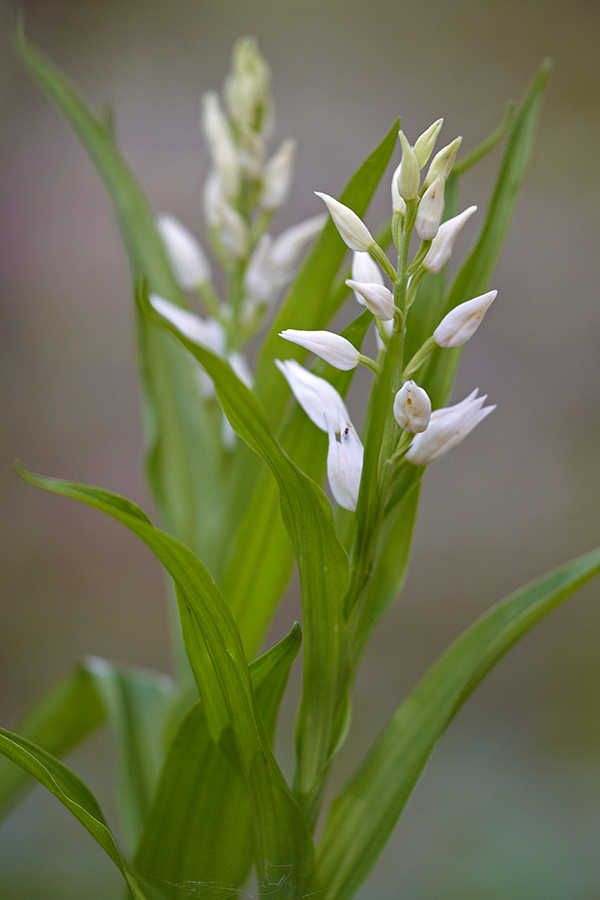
[135,625,302,899]
[18,467,313,899]
[85,657,176,851]
[146,297,350,816]
[0,664,104,821]
[316,546,600,900]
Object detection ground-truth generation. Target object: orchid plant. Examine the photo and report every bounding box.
[2,29,599,900]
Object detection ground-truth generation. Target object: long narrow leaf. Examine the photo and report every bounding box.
[146,295,350,816]
[0,728,151,900]
[18,467,313,898]
[316,546,600,900]
[423,59,551,409]
[135,625,302,899]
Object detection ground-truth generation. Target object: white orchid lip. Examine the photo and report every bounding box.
[157,214,212,288]
[314,192,374,252]
[406,389,495,465]
[326,419,364,511]
[279,329,360,370]
[393,381,431,433]
[434,290,497,348]
[344,280,395,321]
[275,359,349,432]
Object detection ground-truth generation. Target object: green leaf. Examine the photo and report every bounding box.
[0,664,104,821]
[146,295,350,819]
[18,466,313,898]
[0,727,151,900]
[253,119,400,429]
[423,59,551,408]
[85,657,176,852]
[14,27,227,569]
[135,625,302,899]
[316,545,600,900]
[221,310,373,658]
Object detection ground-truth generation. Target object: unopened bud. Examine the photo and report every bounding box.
[434,290,497,348]
[201,93,240,197]
[423,136,462,189]
[215,199,249,258]
[397,131,420,201]
[345,279,395,320]
[423,205,477,273]
[261,138,296,209]
[157,214,212,288]
[415,176,445,241]
[391,164,407,216]
[413,119,443,169]
[150,295,225,354]
[279,328,360,370]
[393,380,432,433]
[315,192,374,252]
[224,37,272,134]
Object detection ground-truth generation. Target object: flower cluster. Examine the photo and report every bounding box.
[277,122,497,509]
[152,38,325,444]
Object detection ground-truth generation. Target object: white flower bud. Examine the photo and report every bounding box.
[423,136,462,189]
[397,131,420,201]
[423,205,477,273]
[201,92,240,198]
[203,170,224,228]
[434,290,497,348]
[150,295,225,354]
[260,138,296,209]
[269,214,326,270]
[344,279,395,321]
[215,198,249,258]
[326,419,364,511]
[351,251,384,300]
[413,119,444,169]
[275,359,350,432]
[393,381,431,433]
[391,164,407,216]
[157,214,212,289]
[406,389,495,465]
[279,329,360,370]
[415,176,445,241]
[224,37,272,135]
[314,192,374,252]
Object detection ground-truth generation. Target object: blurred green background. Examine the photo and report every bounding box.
[1,0,600,897]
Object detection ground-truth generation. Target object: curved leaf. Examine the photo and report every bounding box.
[135,625,302,899]
[316,546,600,900]
[145,294,350,817]
[18,467,313,898]
[0,728,150,900]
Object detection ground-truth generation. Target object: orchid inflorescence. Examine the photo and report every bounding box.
[149,39,496,512]
[277,124,496,510]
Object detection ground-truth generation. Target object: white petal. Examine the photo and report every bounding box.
[326,420,364,511]
[157,214,212,288]
[275,359,349,432]
[279,329,360,370]
[150,295,225,354]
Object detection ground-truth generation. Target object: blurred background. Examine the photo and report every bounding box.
[1,0,600,897]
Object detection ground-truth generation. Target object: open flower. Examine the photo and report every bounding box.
[275,359,349,432]
[326,419,364,511]
[406,389,495,465]
[393,381,431,433]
